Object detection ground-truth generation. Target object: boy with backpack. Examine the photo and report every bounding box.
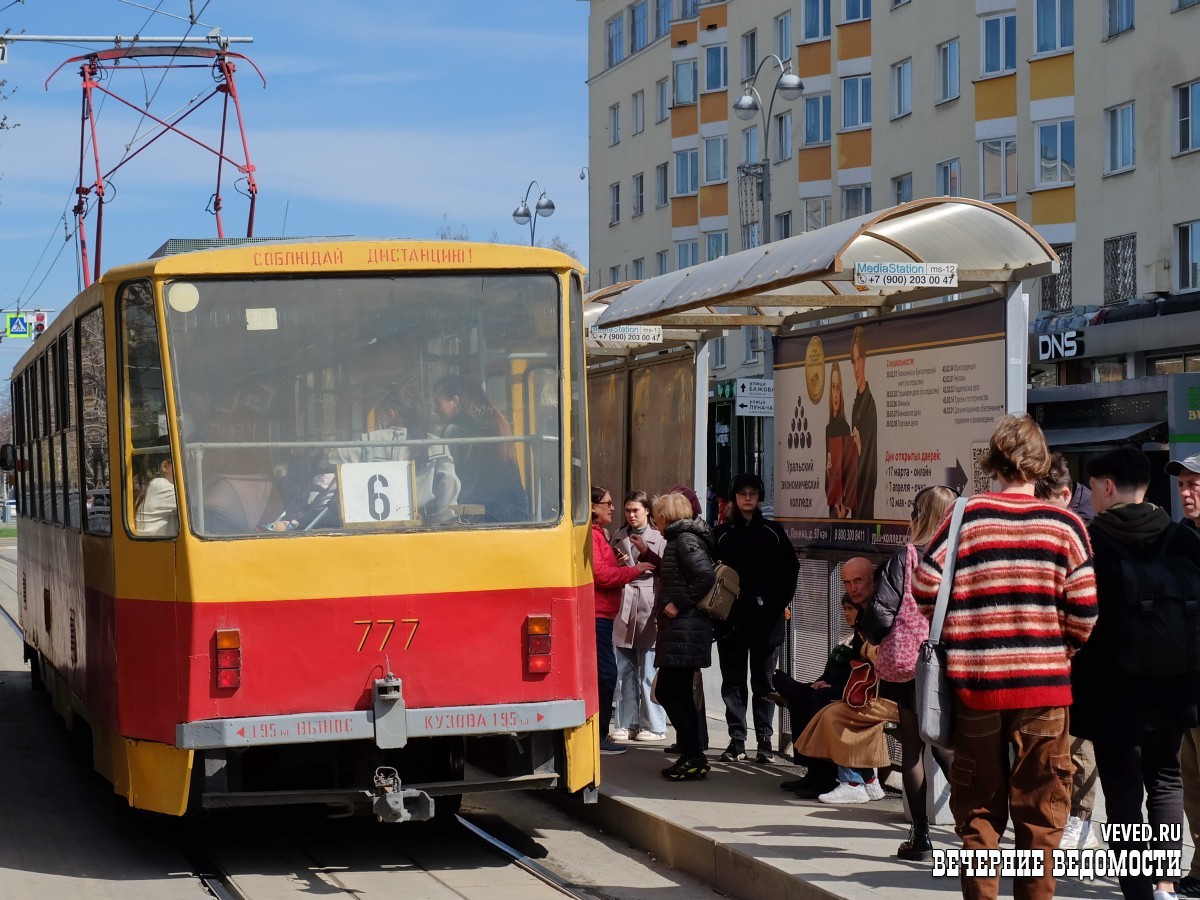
[1071,445,1200,900]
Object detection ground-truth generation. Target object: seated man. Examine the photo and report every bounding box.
[772,596,861,798]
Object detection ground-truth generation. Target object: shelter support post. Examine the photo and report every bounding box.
[693,342,709,503]
[1005,279,1032,414]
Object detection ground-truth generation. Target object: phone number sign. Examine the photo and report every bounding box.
[854,262,958,288]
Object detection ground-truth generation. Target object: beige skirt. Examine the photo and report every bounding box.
[793,697,900,769]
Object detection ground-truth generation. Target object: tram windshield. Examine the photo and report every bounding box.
[161,273,563,537]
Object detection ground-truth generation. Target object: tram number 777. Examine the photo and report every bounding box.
[354,618,420,653]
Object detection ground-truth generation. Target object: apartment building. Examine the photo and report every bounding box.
[585,0,1200,505]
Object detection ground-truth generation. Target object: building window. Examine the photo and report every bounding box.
[775,211,793,238]
[845,0,871,22]
[893,173,913,204]
[842,75,872,128]
[711,334,727,369]
[632,257,645,280]
[656,78,670,123]
[678,239,699,269]
[936,39,960,103]
[843,184,871,218]
[1040,244,1074,311]
[675,149,699,194]
[1178,0,1200,9]
[1091,357,1126,384]
[631,1,649,52]
[981,13,1016,76]
[776,11,794,57]
[741,30,758,81]
[609,183,621,225]
[706,231,729,261]
[1036,119,1075,185]
[1179,220,1200,290]
[1105,102,1135,173]
[609,103,621,146]
[656,162,669,206]
[1179,79,1200,153]
[706,45,728,91]
[680,0,698,18]
[1103,233,1137,305]
[1106,0,1134,37]
[607,15,625,68]
[775,111,792,159]
[741,222,761,250]
[1036,0,1074,52]
[891,59,911,119]
[803,0,830,41]
[804,197,832,231]
[632,172,645,216]
[743,125,760,163]
[744,326,762,363]
[656,249,670,275]
[655,0,671,39]
[609,265,621,285]
[892,0,911,6]
[981,138,1017,201]
[704,136,728,183]
[674,60,697,105]
[805,94,832,144]
[936,158,961,196]
[632,91,645,135]
[1151,354,1200,376]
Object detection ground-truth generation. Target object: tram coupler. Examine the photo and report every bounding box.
[373,674,407,749]
[372,766,433,823]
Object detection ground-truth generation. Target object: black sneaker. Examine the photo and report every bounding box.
[719,740,746,762]
[1178,876,1200,898]
[599,737,627,755]
[756,748,774,764]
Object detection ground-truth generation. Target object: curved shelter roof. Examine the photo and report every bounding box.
[593,198,1059,332]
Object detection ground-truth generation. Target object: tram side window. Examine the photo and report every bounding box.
[569,275,590,525]
[61,330,80,528]
[121,282,178,539]
[11,377,24,517]
[38,354,53,522]
[80,308,111,536]
[46,344,64,524]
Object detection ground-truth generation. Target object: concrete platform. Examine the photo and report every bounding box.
[558,732,1157,900]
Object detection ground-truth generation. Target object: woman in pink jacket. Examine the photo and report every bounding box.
[592,485,654,755]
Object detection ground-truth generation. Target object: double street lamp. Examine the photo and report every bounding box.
[733,56,803,245]
[512,180,555,246]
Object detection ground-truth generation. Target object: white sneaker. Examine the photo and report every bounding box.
[1060,815,1101,850]
[608,728,631,741]
[1153,891,1177,900]
[635,730,666,742]
[818,782,870,804]
[864,778,886,801]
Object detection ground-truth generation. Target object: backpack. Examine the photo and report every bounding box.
[1111,522,1200,678]
[696,563,740,621]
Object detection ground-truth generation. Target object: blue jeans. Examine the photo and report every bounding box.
[615,646,667,733]
[838,765,876,785]
[596,617,618,735]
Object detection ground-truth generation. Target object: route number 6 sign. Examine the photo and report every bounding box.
[337,460,418,525]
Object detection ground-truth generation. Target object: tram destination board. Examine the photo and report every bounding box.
[854,262,958,288]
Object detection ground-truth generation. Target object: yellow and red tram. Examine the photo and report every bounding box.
[3,239,600,820]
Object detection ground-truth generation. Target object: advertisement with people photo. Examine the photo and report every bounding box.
[774,298,1008,551]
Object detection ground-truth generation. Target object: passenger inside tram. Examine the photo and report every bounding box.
[133,440,179,538]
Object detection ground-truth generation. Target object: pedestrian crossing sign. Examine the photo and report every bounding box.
[5,315,28,339]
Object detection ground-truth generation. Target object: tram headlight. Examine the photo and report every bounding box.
[525,615,552,674]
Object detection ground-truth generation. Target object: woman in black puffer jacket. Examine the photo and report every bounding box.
[652,491,716,781]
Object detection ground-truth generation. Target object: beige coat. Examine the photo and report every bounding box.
[793,697,900,769]
[611,524,665,650]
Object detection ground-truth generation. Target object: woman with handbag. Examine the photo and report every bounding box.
[911,414,1097,900]
[652,491,717,781]
[863,485,958,861]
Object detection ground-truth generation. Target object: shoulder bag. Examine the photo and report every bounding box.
[876,544,927,683]
[915,497,967,751]
[842,658,880,708]
[696,562,740,621]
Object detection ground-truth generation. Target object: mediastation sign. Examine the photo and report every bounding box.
[773,298,1006,551]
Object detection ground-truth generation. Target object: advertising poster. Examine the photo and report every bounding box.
[775,298,1007,551]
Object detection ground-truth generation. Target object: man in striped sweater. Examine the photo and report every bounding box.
[912,414,1097,900]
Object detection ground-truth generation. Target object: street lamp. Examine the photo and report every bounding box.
[733,55,803,245]
[512,180,555,246]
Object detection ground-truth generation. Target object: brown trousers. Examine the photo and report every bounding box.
[949,702,1073,900]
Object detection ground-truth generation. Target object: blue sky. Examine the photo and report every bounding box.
[0,0,591,375]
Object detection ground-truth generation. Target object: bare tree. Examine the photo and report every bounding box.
[436,215,470,241]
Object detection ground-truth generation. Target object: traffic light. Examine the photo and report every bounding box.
[716,380,735,399]
[32,311,46,338]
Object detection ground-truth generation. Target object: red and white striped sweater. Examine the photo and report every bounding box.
[912,492,1097,711]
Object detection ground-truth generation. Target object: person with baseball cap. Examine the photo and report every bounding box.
[1166,452,1200,896]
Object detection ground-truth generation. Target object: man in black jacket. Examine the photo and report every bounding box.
[1072,446,1200,900]
[714,472,800,763]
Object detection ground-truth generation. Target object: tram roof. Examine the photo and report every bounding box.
[592,198,1059,334]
